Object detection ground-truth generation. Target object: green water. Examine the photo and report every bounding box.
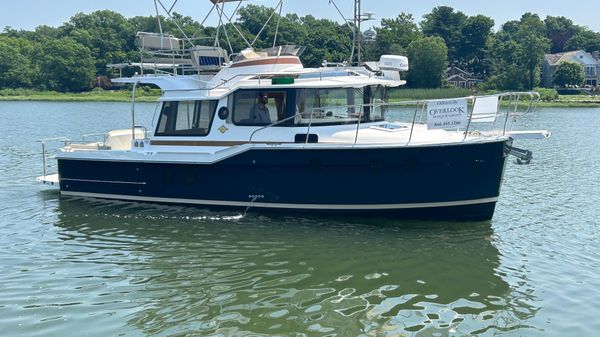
[1,101,599,336]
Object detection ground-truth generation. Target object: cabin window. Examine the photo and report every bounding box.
[295,86,385,125]
[231,90,287,125]
[155,100,217,136]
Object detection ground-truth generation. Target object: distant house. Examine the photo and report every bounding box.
[446,66,482,88]
[542,50,600,87]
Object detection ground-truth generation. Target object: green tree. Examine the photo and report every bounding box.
[552,62,584,87]
[39,38,96,92]
[374,13,422,55]
[485,37,529,90]
[265,13,308,49]
[518,14,550,89]
[421,6,467,62]
[545,16,579,53]
[3,25,61,42]
[564,29,600,52]
[297,15,352,67]
[60,10,135,75]
[406,36,448,88]
[239,8,310,52]
[129,15,164,35]
[0,36,39,88]
[487,13,549,90]
[208,5,309,57]
[169,12,203,41]
[459,15,494,76]
[237,4,274,44]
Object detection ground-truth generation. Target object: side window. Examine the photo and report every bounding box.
[232,92,256,124]
[174,101,195,131]
[155,100,217,136]
[295,88,350,123]
[232,90,287,125]
[295,88,373,125]
[157,101,177,133]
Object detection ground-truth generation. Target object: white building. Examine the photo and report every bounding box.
[542,50,600,87]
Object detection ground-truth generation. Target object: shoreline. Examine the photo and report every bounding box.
[0,89,160,103]
[537,101,600,107]
[0,96,159,103]
[1,90,599,107]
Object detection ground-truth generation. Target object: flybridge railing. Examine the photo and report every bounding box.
[248,92,540,145]
[112,32,306,77]
[109,33,229,76]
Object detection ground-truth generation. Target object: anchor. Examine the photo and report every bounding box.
[505,145,533,164]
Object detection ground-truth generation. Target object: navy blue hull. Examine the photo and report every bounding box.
[58,140,510,220]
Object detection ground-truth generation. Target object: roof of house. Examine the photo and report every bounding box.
[446,65,471,77]
[544,50,599,66]
[447,74,468,82]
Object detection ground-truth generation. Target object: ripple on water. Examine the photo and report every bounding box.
[1,197,539,336]
[2,104,600,336]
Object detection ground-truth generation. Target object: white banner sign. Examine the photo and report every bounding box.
[426,98,468,130]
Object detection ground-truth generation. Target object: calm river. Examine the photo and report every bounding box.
[0,101,599,336]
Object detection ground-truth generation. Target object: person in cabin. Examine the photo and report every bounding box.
[250,92,271,124]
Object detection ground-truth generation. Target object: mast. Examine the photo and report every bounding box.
[351,0,374,65]
[354,0,361,64]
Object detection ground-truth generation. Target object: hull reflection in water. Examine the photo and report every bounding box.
[51,197,539,336]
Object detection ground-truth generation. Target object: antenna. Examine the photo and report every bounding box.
[363,11,375,20]
[352,0,375,65]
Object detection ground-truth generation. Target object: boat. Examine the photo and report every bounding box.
[37,0,550,220]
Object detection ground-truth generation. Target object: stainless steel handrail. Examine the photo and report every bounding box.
[78,125,148,146]
[247,92,540,147]
[81,132,109,144]
[248,113,302,144]
[246,104,375,145]
[156,69,364,93]
[406,102,426,146]
[36,137,70,177]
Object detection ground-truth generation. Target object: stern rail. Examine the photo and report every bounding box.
[37,137,70,177]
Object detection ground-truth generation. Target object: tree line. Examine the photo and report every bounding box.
[1,5,599,92]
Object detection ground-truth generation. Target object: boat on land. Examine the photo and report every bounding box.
[37,0,550,220]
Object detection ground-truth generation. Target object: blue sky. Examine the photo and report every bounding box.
[1,0,599,32]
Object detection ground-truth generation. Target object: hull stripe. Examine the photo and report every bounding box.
[61,191,497,210]
[61,178,146,185]
[149,140,287,146]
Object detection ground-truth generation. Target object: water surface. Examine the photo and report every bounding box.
[0,101,599,336]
